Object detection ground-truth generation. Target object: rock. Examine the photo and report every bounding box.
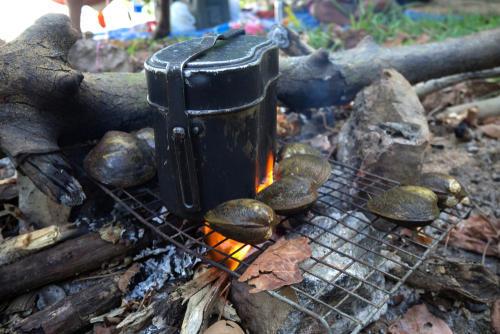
[36,285,66,310]
[230,279,296,334]
[18,174,71,227]
[68,39,133,73]
[337,69,430,184]
[230,209,389,334]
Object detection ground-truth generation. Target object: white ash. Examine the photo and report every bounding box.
[127,245,199,301]
[152,206,168,225]
[134,246,176,261]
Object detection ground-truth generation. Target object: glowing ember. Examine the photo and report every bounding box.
[202,150,275,271]
[256,151,275,193]
[201,226,252,271]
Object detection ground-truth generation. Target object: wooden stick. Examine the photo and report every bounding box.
[437,95,500,124]
[415,66,500,97]
[0,224,84,266]
[0,230,145,301]
[15,277,122,334]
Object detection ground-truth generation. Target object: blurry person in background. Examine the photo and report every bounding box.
[52,0,111,33]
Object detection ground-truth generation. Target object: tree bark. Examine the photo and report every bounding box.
[2,14,500,206]
[278,29,500,109]
[0,224,84,266]
[154,0,170,39]
[0,230,143,301]
[15,277,122,334]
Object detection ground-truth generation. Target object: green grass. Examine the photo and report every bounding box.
[307,5,500,50]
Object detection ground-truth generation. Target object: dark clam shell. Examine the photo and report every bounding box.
[278,143,322,161]
[257,176,318,215]
[204,199,278,244]
[133,127,155,153]
[367,186,440,227]
[277,154,331,188]
[419,172,464,208]
[84,130,156,188]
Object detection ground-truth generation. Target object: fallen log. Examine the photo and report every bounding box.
[0,223,84,266]
[0,229,144,301]
[0,15,154,207]
[15,276,122,334]
[2,14,500,206]
[278,29,500,109]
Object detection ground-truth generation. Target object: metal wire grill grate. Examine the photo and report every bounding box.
[92,159,470,334]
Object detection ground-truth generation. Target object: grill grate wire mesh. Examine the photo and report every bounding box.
[90,159,470,334]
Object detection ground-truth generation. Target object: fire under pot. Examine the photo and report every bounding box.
[145,30,279,221]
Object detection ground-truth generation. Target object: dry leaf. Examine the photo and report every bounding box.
[480,123,500,139]
[118,263,141,293]
[99,224,124,244]
[492,299,500,334]
[448,215,499,258]
[238,237,312,293]
[389,304,452,334]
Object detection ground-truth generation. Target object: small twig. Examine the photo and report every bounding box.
[73,270,124,282]
[415,66,500,97]
[318,111,336,132]
[482,238,492,266]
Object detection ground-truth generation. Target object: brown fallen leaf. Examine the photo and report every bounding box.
[448,215,499,258]
[389,304,452,334]
[118,263,141,293]
[480,123,500,139]
[492,299,500,334]
[238,237,312,293]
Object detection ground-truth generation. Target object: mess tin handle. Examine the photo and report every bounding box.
[166,29,245,212]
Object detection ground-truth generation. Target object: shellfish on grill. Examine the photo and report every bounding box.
[419,172,467,208]
[277,154,331,188]
[278,143,322,161]
[133,127,155,153]
[84,130,156,188]
[257,175,318,215]
[204,199,278,244]
[367,185,440,227]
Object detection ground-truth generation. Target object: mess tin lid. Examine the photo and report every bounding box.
[144,34,279,115]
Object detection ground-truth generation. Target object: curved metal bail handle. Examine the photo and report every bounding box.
[166,29,245,212]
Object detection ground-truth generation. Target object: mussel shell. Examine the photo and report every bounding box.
[84,131,156,188]
[277,154,331,188]
[367,185,440,227]
[257,176,318,215]
[278,143,322,161]
[204,199,278,244]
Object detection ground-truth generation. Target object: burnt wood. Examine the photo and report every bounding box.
[1,14,500,206]
[15,277,122,334]
[0,232,143,301]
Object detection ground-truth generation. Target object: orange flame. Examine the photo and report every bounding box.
[201,226,252,271]
[256,151,275,193]
[202,150,275,271]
